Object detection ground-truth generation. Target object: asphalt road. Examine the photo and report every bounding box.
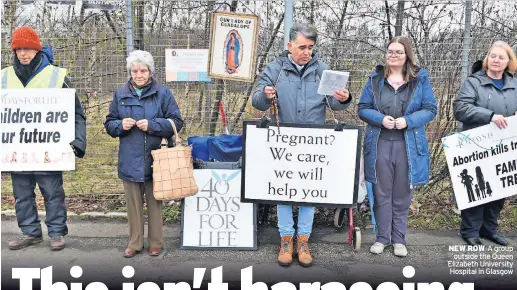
[1,217,516,290]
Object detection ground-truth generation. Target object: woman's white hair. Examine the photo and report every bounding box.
[126,50,155,75]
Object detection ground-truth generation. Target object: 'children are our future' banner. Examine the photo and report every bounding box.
[442,116,517,210]
[1,89,76,171]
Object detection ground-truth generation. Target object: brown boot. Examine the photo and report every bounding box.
[50,236,65,251]
[277,236,294,266]
[296,235,313,267]
[8,235,43,250]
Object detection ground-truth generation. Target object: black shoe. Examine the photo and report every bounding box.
[480,234,508,246]
[462,237,482,246]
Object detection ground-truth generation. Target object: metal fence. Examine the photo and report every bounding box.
[1,0,516,211]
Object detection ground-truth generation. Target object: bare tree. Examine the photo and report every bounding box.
[395,1,405,36]
[384,0,393,39]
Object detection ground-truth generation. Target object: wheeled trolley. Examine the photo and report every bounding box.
[333,205,361,252]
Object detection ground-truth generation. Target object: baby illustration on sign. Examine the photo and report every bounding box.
[211,170,240,195]
[31,152,39,163]
[224,30,242,74]
[10,152,17,163]
[21,153,28,163]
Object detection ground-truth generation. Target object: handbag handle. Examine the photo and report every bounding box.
[160,119,181,147]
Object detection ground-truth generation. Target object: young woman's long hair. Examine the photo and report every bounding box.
[384,36,419,82]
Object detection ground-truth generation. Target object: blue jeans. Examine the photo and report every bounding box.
[277,205,315,237]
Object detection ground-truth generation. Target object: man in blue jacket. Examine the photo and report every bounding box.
[252,23,352,267]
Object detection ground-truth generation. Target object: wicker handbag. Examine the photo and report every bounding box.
[151,119,199,201]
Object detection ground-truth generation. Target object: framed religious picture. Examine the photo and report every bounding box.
[207,11,260,82]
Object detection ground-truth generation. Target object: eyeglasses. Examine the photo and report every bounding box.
[386,50,405,57]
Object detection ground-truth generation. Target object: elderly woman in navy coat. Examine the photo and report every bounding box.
[105,50,184,258]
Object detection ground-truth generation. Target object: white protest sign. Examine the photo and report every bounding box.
[1,89,76,171]
[181,169,256,250]
[442,115,517,211]
[241,122,361,206]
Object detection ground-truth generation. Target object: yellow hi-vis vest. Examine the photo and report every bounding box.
[1,65,67,89]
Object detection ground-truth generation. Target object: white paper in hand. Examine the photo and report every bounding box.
[317,70,349,96]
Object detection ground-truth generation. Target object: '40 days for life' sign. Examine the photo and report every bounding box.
[1,89,76,172]
[181,169,256,250]
[442,116,517,210]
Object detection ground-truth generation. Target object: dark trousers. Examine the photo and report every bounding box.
[460,198,506,238]
[373,139,413,245]
[11,173,68,238]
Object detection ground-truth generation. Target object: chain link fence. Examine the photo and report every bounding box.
[1,0,516,214]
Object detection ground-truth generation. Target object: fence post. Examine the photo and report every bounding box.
[459,0,473,131]
[284,0,294,49]
[126,0,134,55]
[461,0,472,84]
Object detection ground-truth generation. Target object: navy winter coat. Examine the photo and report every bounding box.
[105,78,184,182]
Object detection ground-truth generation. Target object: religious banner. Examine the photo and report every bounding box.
[1,89,76,172]
[181,169,257,250]
[241,121,362,207]
[165,49,211,82]
[207,11,259,82]
[441,116,517,210]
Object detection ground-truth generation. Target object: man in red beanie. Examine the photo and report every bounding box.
[1,26,86,251]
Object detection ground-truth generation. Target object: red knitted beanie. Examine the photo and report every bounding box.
[11,26,42,52]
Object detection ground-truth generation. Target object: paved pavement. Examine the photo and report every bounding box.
[1,216,516,290]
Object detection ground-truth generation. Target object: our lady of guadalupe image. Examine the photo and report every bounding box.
[224,30,242,74]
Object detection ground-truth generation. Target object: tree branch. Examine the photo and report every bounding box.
[384,0,393,39]
[102,10,123,44]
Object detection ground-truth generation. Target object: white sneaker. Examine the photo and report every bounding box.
[370,242,386,254]
[393,243,408,257]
